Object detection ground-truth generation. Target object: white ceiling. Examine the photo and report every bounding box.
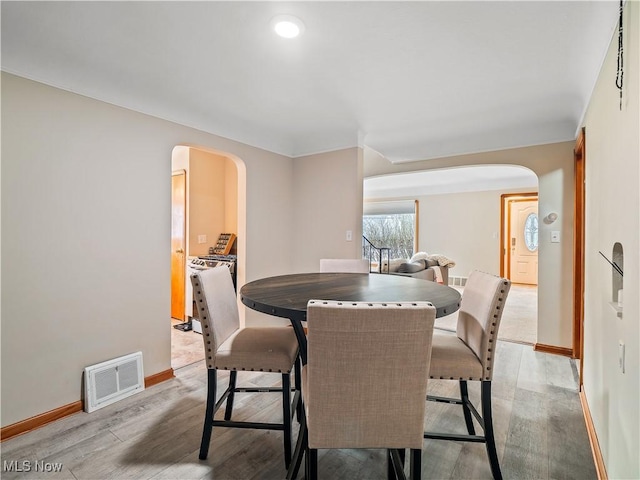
[1,1,619,163]
[365,164,538,198]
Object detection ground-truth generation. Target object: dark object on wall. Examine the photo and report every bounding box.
[616,0,624,110]
[213,233,236,255]
[599,251,623,276]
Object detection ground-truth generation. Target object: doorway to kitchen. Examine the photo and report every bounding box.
[170,145,246,370]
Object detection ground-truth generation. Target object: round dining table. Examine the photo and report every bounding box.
[241,272,461,480]
[240,272,461,364]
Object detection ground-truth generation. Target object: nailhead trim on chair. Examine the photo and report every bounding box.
[478,281,509,380]
[310,300,425,308]
[428,278,510,382]
[194,279,291,374]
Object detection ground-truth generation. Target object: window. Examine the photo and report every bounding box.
[524,213,538,251]
[363,200,417,260]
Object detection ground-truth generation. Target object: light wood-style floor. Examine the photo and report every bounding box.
[171,319,205,370]
[1,340,596,479]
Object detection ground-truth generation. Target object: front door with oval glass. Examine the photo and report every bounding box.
[509,199,538,285]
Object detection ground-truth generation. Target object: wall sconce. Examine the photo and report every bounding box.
[543,212,558,224]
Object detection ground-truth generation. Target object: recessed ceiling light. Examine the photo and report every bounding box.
[271,15,305,39]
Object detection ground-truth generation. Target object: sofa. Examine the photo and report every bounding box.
[382,253,455,284]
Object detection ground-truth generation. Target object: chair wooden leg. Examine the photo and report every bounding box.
[481,381,502,480]
[410,448,421,480]
[282,373,292,469]
[459,380,476,435]
[224,370,237,421]
[199,369,217,460]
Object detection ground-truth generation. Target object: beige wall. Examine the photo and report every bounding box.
[0,73,365,425]
[224,155,238,237]
[182,148,237,257]
[241,147,365,329]
[413,188,535,278]
[582,1,639,477]
[240,147,365,329]
[364,142,575,348]
[0,73,296,427]
[291,147,364,273]
[187,149,226,256]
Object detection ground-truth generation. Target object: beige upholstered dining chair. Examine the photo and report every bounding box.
[300,300,436,479]
[319,258,370,273]
[424,270,511,480]
[190,266,300,468]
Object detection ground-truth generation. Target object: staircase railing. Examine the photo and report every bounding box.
[362,236,391,273]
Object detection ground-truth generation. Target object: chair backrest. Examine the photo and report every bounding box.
[456,271,511,380]
[319,258,370,273]
[191,266,240,361]
[305,300,436,450]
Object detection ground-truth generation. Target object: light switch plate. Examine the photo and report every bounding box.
[551,231,560,243]
[198,234,207,244]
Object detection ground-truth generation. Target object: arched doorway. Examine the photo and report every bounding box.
[170,145,247,370]
[364,164,539,345]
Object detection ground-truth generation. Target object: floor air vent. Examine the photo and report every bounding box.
[449,276,468,287]
[84,352,144,413]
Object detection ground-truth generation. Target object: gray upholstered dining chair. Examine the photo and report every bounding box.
[190,266,300,468]
[424,270,511,480]
[300,300,436,479]
[319,258,370,273]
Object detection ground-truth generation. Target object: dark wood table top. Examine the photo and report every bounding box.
[240,272,461,321]
[241,271,461,478]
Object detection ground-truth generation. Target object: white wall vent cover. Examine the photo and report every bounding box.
[84,352,144,413]
[449,276,468,287]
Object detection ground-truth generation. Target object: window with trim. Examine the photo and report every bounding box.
[363,200,418,260]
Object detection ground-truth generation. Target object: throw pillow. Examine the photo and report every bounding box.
[397,259,427,273]
[410,251,429,263]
